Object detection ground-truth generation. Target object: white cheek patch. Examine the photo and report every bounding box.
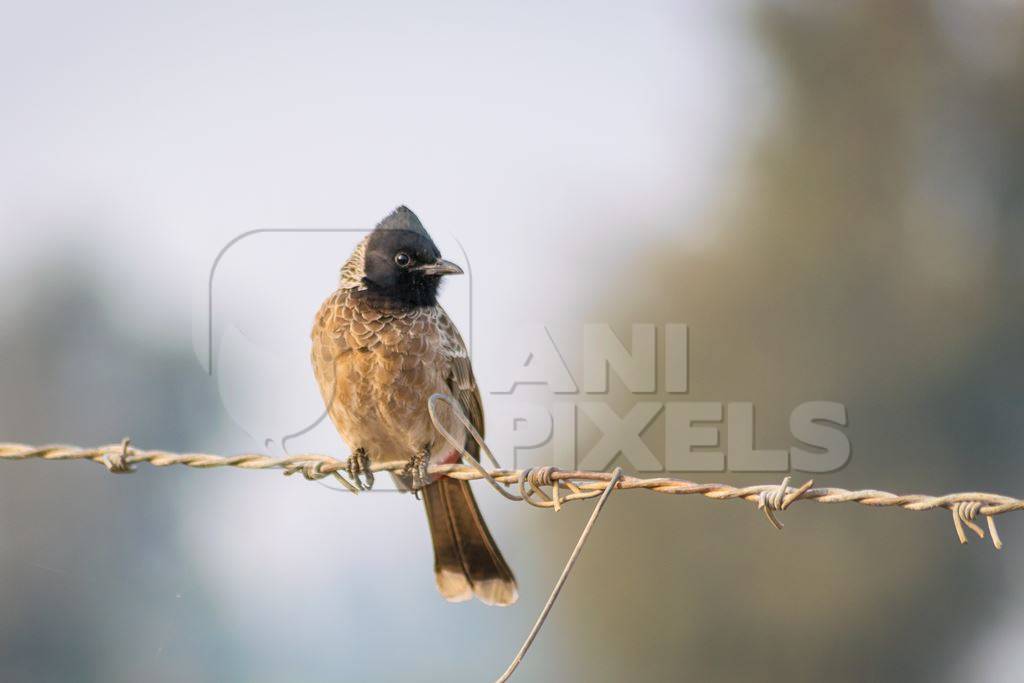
[339,236,370,290]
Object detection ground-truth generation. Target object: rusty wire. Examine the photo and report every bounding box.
[3,422,1022,682]
[0,439,1018,549]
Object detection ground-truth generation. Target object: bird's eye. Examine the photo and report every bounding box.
[394,252,411,267]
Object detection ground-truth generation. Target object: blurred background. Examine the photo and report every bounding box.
[2,1,1023,681]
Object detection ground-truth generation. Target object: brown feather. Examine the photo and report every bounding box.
[429,309,517,605]
[312,286,517,606]
[424,478,518,606]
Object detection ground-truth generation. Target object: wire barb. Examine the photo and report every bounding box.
[104,438,136,474]
[952,501,1002,549]
[757,476,814,530]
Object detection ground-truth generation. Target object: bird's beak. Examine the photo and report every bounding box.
[414,258,464,276]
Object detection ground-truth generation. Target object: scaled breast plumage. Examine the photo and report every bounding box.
[311,285,482,458]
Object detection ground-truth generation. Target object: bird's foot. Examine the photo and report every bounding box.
[402,450,431,498]
[346,448,374,491]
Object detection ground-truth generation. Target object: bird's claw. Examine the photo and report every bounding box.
[402,451,431,498]
[346,449,374,491]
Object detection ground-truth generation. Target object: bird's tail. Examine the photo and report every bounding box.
[422,477,518,606]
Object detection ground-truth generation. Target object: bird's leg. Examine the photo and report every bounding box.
[402,448,431,497]
[346,448,374,491]
[344,450,365,491]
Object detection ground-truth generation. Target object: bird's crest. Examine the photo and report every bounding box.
[374,205,430,240]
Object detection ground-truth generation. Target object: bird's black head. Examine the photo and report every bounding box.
[353,206,463,307]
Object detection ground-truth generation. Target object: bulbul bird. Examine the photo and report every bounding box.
[310,206,518,606]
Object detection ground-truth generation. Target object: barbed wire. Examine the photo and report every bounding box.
[4,405,1022,682]
[0,437,1018,549]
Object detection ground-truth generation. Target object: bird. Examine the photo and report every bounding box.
[310,206,518,606]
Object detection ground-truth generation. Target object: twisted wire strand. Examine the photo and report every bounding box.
[1,440,1019,548]
[3,436,1017,681]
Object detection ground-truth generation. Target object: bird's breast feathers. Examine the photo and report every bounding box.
[311,289,467,460]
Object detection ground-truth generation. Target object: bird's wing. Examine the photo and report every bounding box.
[428,307,518,606]
[437,307,484,441]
